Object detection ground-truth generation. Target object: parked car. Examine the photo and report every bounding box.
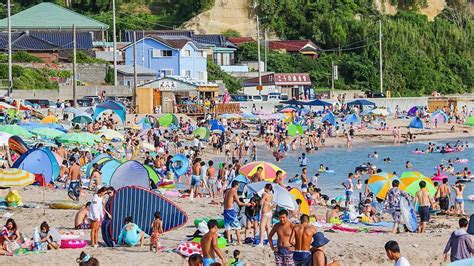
[366,91,386,98]
[248,95,263,102]
[25,99,52,108]
[77,96,98,107]
[230,94,248,102]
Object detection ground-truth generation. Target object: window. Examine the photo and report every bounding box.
[198,51,206,57]
[152,49,172,57]
[183,70,191,77]
[159,69,173,77]
[183,50,191,57]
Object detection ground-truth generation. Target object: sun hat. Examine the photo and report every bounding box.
[312,232,330,248]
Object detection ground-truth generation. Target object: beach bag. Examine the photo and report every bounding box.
[467,214,474,235]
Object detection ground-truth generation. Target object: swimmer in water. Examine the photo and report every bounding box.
[406,161,412,169]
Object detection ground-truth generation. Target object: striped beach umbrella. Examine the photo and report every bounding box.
[0,169,35,187]
[239,161,287,182]
[399,171,436,197]
[368,172,405,200]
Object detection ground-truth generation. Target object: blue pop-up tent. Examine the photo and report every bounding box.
[94,101,126,124]
[409,117,424,129]
[344,113,360,124]
[321,112,336,125]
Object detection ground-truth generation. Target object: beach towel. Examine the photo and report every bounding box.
[224,209,241,230]
[332,225,359,233]
[362,221,394,228]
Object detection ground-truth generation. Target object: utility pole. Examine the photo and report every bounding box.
[331,61,334,94]
[72,24,77,107]
[379,20,383,94]
[256,16,262,95]
[264,28,268,72]
[7,0,12,97]
[133,31,138,113]
[112,0,117,86]
[142,30,145,66]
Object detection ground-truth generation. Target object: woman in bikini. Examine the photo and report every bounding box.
[257,184,274,247]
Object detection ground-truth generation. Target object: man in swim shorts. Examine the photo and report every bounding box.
[269,210,295,266]
[290,214,317,266]
[436,178,451,213]
[67,157,81,201]
[223,181,252,245]
[202,219,225,266]
[415,181,434,233]
[74,202,91,229]
[190,158,202,200]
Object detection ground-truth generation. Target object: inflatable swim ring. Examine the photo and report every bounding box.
[158,180,176,189]
[431,174,448,182]
[412,151,424,154]
[60,239,88,249]
[468,195,474,202]
[193,237,227,249]
[455,159,469,164]
[319,170,334,173]
[194,218,225,229]
[170,154,189,177]
[49,201,83,210]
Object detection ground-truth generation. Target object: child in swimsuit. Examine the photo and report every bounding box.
[150,211,163,253]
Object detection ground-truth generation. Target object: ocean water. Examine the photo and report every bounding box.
[260,138,474,214]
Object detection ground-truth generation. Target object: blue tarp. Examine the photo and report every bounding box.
[344,113,360,124]
[109,160,149,189]
[94,101,126,124]
[12,148,60,183]
[321,112,336,125]
[409,117,424,129]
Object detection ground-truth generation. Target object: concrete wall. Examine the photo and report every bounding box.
[18,63,108,85]
[4,85,131,101]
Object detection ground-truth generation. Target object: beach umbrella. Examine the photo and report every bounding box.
[0,102,15,109]
[57,132,102,146]
[72,115,93,124]
[368,172,405,200]
[399,171,436,197]
[464,116,474,126]
[41,115,59,124]
[64,107,80,115]
[287,123,304,137]
[0,132,12,146]
[211,123,226,132]
[239,161,287,182]
[278,106,300,113]
[30,128,65,139]
[0,168,35,187]
[430,110,448,124]
[241,112,258,120]
[193,127,210,140]
[0,125,33,138]
[97,129,124,141]
[343,114,360,124]
[246,181,298,210]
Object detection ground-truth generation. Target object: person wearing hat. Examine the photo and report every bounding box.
[311,232,339,266]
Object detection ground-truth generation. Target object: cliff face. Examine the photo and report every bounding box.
[182,0,256,36]
[183,0,457,36]
[375,0,447,20]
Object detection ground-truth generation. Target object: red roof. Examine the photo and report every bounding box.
[269,40,319,52]
[227,37,255,46]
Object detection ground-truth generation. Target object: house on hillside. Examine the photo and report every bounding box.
[242,73,312,99]
[269,40,320,59]
[116,65,156,89]
[123,30,248,73]
[122,35,208,81]
[0,3,109,41]
[0,31,93,63]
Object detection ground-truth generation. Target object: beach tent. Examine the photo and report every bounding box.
[409,117,424,129]
[280,99,304,106]
[12,148,60,183]
[407,106,423,117]
[287,123,304,137]
[158,114,178,127]
[144,165,160,186]
[94,101,126,124]
[303,99,332,107]
[100,159,122,186]
[343,113,360,124]
[193,127,210,140]
[101,186,187,247]
[8,135,29,155]
[210,123,226,132]
[346,99,375,111]
[464,116,474,126]
[227,174,249,195]
[109,160,150,189]
[321,112,336,125]
[430,110,448,124]
[85,154,112,177]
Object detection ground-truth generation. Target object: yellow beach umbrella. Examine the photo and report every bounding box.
[239,161,287,182]
[41,115,59,124]
[368,172,405,200]
[0,168,35,187]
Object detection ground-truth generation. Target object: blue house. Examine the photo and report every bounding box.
[122,35,208,82]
